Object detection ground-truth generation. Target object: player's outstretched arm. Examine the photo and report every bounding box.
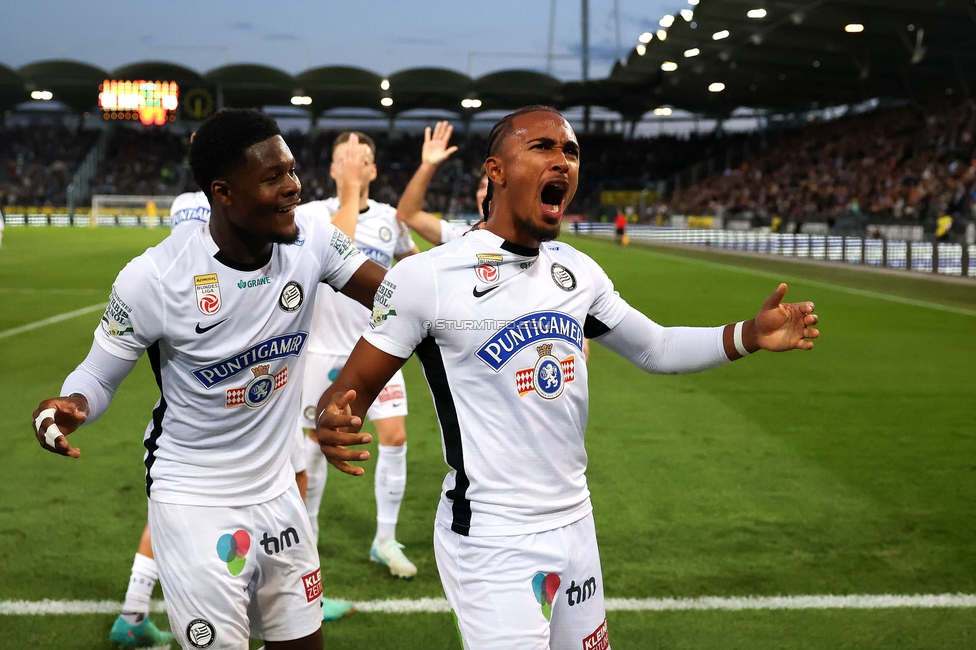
[315,339,407,475]
[395,121,458,245]
[330,133,371,239]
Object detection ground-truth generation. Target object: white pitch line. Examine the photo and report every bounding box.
[3,594,975,616]
[0,303,105,341]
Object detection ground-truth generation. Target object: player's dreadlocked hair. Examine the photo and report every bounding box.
[190,109,282,199]
[481,105,563,220]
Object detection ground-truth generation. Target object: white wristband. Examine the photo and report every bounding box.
[733,321,751,357]
[34,407,62,449]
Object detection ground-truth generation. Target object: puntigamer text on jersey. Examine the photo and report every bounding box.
[476,311,584,371]
[192,332,309,388]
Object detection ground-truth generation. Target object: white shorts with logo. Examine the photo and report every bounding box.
[299,351,408,428]
[148,485,322,649]
[434,513,610,650]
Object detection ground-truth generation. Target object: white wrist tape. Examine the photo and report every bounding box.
[34,408,62,449]
[733,321,751,357]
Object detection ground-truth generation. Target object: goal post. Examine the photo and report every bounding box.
[90,194,179,228]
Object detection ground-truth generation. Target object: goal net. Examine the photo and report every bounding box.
[90,194,179,228]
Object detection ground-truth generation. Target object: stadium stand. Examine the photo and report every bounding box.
[0,126,100,207]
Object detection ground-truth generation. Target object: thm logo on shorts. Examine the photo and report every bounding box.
[302,569,322,602]
[582,618,609,650]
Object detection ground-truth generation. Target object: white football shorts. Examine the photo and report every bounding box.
[148,485,322,649]
[434,513,610,650]
[299,351,408,429]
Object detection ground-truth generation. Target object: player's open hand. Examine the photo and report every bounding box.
[333,133,373,187]
[315,389,372,476]
[31,395,88,458]
[752,283,819,352]
[421,121,458,167]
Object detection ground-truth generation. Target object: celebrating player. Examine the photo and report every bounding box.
[31,109,385,650]
[295,131,422,581]
[315,106,820,649]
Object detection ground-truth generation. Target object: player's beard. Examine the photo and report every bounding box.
[514,212,560,243]
[267,225,300,245]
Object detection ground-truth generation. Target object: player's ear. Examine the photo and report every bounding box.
[367,162,378,183]
[210,180,232,206]
[484,156,504,187]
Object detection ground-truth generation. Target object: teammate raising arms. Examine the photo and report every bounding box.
[32,109,385,650]
[295,132,422,581]
[316,106,819,649]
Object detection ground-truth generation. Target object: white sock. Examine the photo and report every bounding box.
[121,553,157,623]
[374,444,407,542]
[303,432,328,541]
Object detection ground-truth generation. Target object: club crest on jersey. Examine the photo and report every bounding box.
[278,281,304,312]
[192,332,308,388]
[550,263,576,291]
[379,226,392,242]
[194,274,221,315]
[476,311,583,371]
[475,253,502,284]
[226,364,288,408]
[515,344,575,399]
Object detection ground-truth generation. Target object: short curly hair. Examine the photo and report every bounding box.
[190,109,282,199]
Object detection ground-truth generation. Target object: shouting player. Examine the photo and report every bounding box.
[32,109,385,650]
[295,131,422,581]
[315,106,820,649]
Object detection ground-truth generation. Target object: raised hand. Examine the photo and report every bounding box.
[315,389,373,476]
[333,133,373,187]
[421,121,458,167]
[31,395,89,458]
[753,283,819,352]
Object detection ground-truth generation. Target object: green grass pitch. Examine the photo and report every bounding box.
[1,227,975,649]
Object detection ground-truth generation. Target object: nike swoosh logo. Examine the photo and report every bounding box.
[195,319,228,334]
[473,286,499,298]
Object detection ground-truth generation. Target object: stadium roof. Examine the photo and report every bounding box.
[612,0,976,115]
[7,3,976,121]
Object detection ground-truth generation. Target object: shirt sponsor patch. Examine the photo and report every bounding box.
[582,618,609,650]
[194,274,221,315]
[192,332,308,388]
[330,230,357,260]
[377,384,405,403]
[302,569,323,603]
[237,277,271,289]
[515,346,575,399]
[370,279,397,328]
[359,247,392,267]
[100,290,133,336]
[225,364,288,408]
[476,311,584,371]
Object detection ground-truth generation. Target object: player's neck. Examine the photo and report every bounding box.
[336,186,370,211]
[485,217,541,253]
[208,217,274,267]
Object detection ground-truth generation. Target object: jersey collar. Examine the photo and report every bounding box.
[471,229,539,257]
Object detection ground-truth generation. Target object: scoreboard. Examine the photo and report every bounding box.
[98,80,179,125]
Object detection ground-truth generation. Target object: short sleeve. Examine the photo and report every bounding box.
[362,255,435,359]
[313,219,368,290]
[393,222,415,257]
[581,253,630,338]
[93,257,164,361]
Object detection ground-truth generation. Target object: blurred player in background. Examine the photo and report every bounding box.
[33,109,386,650]
[315,106,819,649]
[295,131,422,583]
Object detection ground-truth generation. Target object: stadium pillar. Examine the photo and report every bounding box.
[906,241,913,271]
[932,239,939,274]
[882,238,888,268]
[962,242,970,277]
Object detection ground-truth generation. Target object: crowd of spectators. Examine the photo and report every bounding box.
[0,126,99,207]
[667,100,976,233]
[89,128,194,197]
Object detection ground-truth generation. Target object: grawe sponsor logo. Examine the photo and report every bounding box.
[302,569,322,602]
[237,277,272,289]
[582,618,609,650]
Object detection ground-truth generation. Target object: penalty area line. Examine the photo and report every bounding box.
[0,303,105,341]
[3,594,976,615]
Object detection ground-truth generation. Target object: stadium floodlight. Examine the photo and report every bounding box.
[639,31,653,43]
[30,90,53,101]
[660,14,675,27]
[845,23,864,33]
[657,30,668,41]
[680,9,694,21]
[636,44,647,56]
[380,79,390,90]
[708,82,726,92]
[747,8,767,18]
[380,97,394,107]
[661,61,678,72]
[684,47,701,57]
[712,30,730,40]
[461,98,483,109]
[653,107,673,116]
[688,0,699,5]
[290,96,312,106]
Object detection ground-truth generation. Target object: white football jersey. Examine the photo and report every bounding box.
[169,191,211,232]
[363,229,630,536]
[295,198,414,356]
[94,213,366,507]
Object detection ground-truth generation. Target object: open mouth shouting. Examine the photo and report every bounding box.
[540,179,569,219]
